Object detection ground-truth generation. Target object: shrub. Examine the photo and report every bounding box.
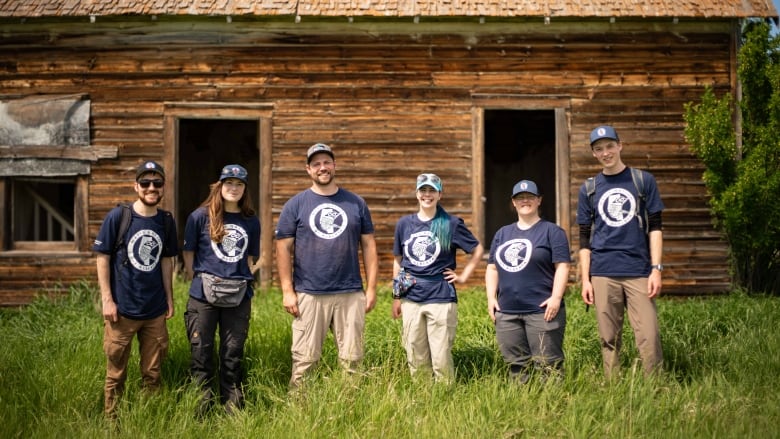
[683,21,780,295]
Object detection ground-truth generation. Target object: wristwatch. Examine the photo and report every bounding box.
[651,264,664,272]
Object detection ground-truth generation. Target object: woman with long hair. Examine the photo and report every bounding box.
[182,164,260,415]
[391,173,484,383]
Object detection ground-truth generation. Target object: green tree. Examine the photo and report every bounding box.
[684,21,780,295]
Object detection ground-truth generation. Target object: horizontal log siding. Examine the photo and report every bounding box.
[0,20,733,304]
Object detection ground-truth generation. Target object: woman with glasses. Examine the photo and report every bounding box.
[485,180,571,383]
[182,164,260,416]
[391,173,484,384]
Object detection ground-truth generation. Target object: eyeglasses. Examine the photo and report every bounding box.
[138,179,164,188]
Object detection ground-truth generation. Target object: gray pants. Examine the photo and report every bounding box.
[495,309,565,381]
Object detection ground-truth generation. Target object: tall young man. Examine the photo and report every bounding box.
[577,126,664,378]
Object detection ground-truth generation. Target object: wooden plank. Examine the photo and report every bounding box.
[0,21,739,303]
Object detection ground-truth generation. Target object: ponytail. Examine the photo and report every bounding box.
[430,205,452,250]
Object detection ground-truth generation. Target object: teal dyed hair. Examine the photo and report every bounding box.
[430,205,452,251]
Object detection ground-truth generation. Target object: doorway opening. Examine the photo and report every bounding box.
[483,110,556,244]
[177,118,259,244]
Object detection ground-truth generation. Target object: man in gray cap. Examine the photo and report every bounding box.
[576,126,665,378]
[275,143,378,390]
[93,160,178,417]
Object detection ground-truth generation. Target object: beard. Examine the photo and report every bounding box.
[311,171,333,186]
[138,192,163,207]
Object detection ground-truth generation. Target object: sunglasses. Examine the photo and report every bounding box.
[138,179,164,189]
[417,173,442,185]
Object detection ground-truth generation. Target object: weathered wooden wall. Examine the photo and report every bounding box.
[0,18,733,305]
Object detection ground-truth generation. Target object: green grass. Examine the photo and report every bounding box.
[1,279,779,438]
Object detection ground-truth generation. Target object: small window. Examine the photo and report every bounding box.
[4,177,76,251]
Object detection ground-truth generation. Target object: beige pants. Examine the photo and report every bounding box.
[289,291,366,389]
[103,314,169,416]
[400,301,458,384]
[591,276,663,377]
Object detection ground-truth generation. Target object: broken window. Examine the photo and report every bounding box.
[1,95,91,251]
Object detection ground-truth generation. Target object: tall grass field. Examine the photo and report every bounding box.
[1,279,779,438]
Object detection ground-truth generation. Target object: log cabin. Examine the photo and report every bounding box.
[0,0,777,305]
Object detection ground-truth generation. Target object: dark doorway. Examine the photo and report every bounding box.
[177,119,259,246]
[484,110,556,244]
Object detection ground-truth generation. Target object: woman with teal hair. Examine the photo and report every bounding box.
[391,173,484,383]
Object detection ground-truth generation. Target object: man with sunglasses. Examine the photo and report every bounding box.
[93,160,179,418]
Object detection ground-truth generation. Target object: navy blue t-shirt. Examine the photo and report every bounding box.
[93,206,179,319]
[393,213,480,304]
[488,220,571,314]
[183,207,260,301]
[275,188,374,294]
[576,167,664,277]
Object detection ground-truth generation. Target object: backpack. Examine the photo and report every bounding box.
[112,203,175,260]
[585,167,648,234]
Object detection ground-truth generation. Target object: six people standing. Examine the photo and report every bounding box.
[95,130,665,413]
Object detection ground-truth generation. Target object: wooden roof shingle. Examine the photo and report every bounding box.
[0,0,776,19]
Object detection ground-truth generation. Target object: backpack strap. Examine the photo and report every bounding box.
[112,203,133,256]
[113,204,175,255]
[630,168,649,234]
[160,209,175,255]
[585,176,597,224]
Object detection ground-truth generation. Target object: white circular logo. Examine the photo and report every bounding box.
[309,203,348,239]
[403,231,441,267]
[598,188,636,228]
[211,223,248,263]
[495,238,532,272]
[128,230,163,272]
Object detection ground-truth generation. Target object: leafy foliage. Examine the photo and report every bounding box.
[683,21,780,295]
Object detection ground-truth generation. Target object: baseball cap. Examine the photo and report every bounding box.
[307,143,335,163]
[511,180,540,197]
[135,160,165,181]
[590,125,620,146]
[219,164,248,183]
[416,173,442,192]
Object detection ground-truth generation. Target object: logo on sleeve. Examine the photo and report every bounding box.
[598,188,636,228]
[495,239,532,272]
[309,203,348,239]
[128,230,163,272]
[212,224,249,263]
[403,231,441,267]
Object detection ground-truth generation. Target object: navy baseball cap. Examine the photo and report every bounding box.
[135,160,165,181]
[219,164,248,183]
[590,125,620,146]
[512,180,540,197]
[307,143,335,163]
